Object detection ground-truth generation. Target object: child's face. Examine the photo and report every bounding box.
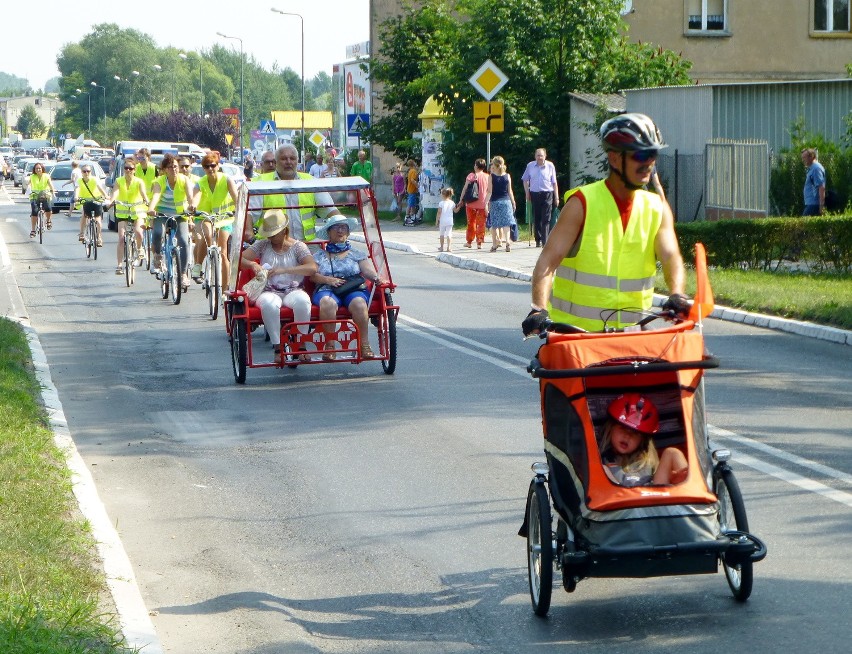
[610,423,645,455]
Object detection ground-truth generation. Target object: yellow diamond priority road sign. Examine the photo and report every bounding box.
[309,130,325,148]
[469,59,508,101]
[473,101,504,133]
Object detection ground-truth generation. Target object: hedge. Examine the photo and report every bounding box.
[675,214,852,273]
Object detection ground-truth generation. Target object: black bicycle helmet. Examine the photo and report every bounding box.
[600,113,667,152]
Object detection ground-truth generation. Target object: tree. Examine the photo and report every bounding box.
[132,110,235,152]
[368,0,692,193]
[16,106,45,139]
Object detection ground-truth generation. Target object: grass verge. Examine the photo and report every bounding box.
[0,318,131,653]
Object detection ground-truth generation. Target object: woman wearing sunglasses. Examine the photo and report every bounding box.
[107,156,150,274]
[524,113,687,336]
[192,151,238,290]
[28,162,56,237]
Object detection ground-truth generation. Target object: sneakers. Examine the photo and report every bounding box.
[115,266,123,275]
[151,254,162,272]
[191,263,202,278]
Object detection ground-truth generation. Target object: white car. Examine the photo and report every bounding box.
[50,161,107,210]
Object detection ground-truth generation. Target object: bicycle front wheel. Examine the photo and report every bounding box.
[124,237,133,287]
[38,211,44,244]
[209,250,221,320]
[170,248,182,305]
[84,222,93,259]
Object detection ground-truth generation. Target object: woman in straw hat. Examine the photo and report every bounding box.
[240,209,317,364]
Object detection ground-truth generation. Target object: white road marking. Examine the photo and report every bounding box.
[400,312,852,508]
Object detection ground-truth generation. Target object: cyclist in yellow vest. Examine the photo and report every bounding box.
[147,153,199,286]
[135,148,158,195]
[247,144,341,242]
[192,151,238,288]
[524,113,687,335]
[75,163,109,249]
[28,162,57,237]
[107,156,150,275]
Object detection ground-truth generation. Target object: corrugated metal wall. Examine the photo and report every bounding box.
[713,80,852,151]
[627,86,715,155]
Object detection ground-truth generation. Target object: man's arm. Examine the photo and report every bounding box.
[654,201,685,296]
[530,196,584,309]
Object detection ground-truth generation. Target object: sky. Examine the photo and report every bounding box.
[1,0,370,90]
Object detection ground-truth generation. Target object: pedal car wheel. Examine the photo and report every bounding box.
[230,318,247,384]
[715,468,753,601]
[381,308,397,375]
[525,479,553,617]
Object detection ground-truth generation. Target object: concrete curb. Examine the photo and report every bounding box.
[355,234,851,346]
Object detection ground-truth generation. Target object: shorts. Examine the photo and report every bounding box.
[407,193,420,208]
[439,224,453,237]
[82,201,103,217]
[30,198,52,216]
[312,288,370,308]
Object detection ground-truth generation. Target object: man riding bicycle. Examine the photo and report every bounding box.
[523,113,688,336]
[76,164,109,248]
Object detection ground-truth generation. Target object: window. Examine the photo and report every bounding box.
[814,0,851,32]
[686,0,727,32]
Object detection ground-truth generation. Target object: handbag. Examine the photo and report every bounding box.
[485,212,492,229]
[332,275,367,298]
[242,269,268,303]
[510,222,519,242]
[390,197,398,212]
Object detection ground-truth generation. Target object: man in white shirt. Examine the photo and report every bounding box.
[309,153,327,178]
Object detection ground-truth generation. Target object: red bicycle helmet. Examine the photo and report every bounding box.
[600,113,667,152]
[608,393,660,434]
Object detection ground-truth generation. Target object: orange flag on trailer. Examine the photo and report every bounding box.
[689,242,715,321]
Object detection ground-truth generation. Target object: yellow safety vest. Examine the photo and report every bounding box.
[197,173,234,214]
[257,170,317,240]
[115,177,146,220]
[77,177,103,200]
[29,173,51,197]
[153,174,190,215]
[549,180,662,331]
[136,164,157,194]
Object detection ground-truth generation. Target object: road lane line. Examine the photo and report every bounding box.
[710,425,852,485]
[400,313,852,507]
[725,449,852,508]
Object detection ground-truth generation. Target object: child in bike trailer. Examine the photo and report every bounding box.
[599,393,688,487]
[76,164,110,249]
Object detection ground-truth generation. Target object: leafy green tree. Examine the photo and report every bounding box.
[16,106,46,139]
[368,0,692,193]
[132,110,235,152]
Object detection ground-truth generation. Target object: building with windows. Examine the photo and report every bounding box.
[0,95,62,140]
[623,1,851,83]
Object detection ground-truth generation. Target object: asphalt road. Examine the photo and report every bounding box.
[1,181,851,653]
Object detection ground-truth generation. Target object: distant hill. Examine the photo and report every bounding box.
[44,77,60,93]
[0,71,31,94]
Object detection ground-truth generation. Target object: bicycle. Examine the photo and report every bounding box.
[195,211,234,320]
[79,199,108,260]
[153,213,189,305]
[32,191,51,244]
[114,201,145,286]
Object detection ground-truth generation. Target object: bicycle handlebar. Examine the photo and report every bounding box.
[526,310,683,340]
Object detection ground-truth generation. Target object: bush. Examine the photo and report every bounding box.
[676,215,852,273]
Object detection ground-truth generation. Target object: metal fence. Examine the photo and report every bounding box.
[654,141,770,222]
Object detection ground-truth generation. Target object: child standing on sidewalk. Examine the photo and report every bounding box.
[437,188,457,252]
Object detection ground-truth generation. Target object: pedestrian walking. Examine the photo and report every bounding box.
[485,156,516,252]
[521,148,559,247]
[437,187,457,252]
[801,148,826,216]
[455,158,489,249]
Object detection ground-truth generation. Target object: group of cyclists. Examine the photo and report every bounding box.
[25,147,238,292]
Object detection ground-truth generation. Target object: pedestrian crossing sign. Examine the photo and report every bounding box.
[260,120,276,135]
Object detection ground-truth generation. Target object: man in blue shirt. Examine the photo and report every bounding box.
[521,148,559,247]
[801,148,826,216]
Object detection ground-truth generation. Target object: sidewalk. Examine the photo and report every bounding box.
[355,220,852,346]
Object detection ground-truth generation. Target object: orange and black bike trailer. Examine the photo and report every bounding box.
[223,177,398,383]
[519,248,766,616]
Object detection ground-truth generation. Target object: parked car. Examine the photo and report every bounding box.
[21,160,54,195]
[190,161,246,184]
[13,157,38,187]
[50,161,106,210]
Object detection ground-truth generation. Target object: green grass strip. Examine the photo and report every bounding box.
[0,318,132,653]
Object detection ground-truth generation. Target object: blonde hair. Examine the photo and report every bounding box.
[491,155,506,175]
[441,187,454,199]
[599,418,659,474]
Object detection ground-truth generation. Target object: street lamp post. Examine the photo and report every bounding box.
[113,75,131,134]
[130,71,139,132]
[217,32,244,159]
[152,64,163,111]
[91,82,106,145]
[75,88,91,136]
[271,8,305,163]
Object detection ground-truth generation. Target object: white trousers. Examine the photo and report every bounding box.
[256,289,311,345]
